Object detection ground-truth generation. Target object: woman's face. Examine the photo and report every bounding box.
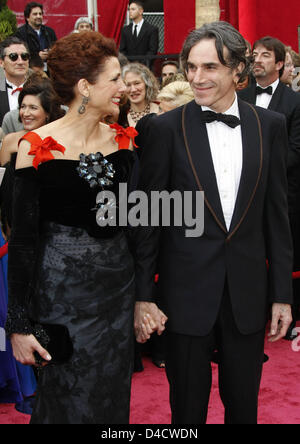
[158,100,176,114]
[124,72,147,106]
[19,94,49,130]
[281,52,295,86]
[89,57,126,116]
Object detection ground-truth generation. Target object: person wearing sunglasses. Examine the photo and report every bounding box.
[0,36,30,127]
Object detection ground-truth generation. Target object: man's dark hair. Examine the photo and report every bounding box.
[180,21,250,84]
[24,2,43,20]
[162,60,179,69]
[129,1,144,9]
[253,36,286,78]
[0,36,29,59]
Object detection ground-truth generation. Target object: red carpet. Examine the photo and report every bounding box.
[1,324,299,424]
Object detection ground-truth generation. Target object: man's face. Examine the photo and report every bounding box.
[186,39,241,113]
[28,7,43,29]
[252,44,283,82]
[78,22,92,32]
[1,44,29,83]
[162,64,178,80]
[129,3,143,21]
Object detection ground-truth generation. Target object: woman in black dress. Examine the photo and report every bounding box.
[5,32,137,424]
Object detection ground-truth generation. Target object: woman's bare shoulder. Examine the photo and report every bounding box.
[0,131,26,166]
[15,138,35,170]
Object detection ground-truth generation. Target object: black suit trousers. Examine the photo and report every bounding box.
[165,281,265,424]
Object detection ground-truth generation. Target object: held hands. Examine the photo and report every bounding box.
[134,302,168,344]
[10,333,52,367]
[268,303,293,342]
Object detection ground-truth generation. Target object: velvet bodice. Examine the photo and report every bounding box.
[15,150,134,238]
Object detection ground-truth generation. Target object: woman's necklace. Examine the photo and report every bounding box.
[129,103,151,124]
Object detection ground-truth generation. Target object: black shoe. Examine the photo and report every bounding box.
[211,351,220,364]
[152,359,165,368]
[133,354,144,373]
[284,325,298,341]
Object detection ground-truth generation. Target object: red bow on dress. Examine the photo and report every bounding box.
[29,136,66,170]
[19,132,66,170]
[110,123,138,150]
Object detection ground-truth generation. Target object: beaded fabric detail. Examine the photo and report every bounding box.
[129,103,151,125]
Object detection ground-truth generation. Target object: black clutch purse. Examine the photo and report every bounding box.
[31,322,74,365]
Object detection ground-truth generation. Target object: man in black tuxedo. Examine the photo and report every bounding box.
[133,22,293,424]
[120,1,158,68]
[0,37,30,126]
[238,37,300,340]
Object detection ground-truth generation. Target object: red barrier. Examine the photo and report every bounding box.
[7,0,129,45]
[165,0,299,54]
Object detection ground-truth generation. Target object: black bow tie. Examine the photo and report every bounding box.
[256,85,273,95]
[200,111,241,128]
[6,83,12,89]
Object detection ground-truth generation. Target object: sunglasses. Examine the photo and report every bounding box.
[5,53,30,62]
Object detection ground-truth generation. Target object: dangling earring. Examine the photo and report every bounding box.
[78,95,90,115]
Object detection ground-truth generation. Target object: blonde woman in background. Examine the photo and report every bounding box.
[122,63,159,127]
[157,80,194,113]
[281,47,295,87]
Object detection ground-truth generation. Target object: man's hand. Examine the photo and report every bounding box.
[268,303,292,342]
[39,50,49,61]
[134,302,168,343]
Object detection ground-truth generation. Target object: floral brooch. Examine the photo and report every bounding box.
[77,152,115,189]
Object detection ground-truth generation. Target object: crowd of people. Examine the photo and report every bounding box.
[0,0,300,425]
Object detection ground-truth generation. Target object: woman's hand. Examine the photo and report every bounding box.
[134,302,168,343]
[10,333,52,367]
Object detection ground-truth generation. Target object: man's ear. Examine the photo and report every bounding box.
[276,60,284,73]
[233,61,245,84]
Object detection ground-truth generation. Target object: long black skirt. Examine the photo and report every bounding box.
[29,223,135,424]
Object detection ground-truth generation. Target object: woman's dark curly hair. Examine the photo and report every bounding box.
[47,31,118,105]
[18,73,65,122]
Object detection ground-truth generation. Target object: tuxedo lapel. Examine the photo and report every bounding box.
[183,101,227,233]
[268,81,285,112]
[128,24,138,48]
[243,83,257,105]
[228,100,263,237]
[137,21,147,43]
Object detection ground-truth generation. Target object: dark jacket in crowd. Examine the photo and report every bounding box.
[120,21,158,68]
[15,23,57,58]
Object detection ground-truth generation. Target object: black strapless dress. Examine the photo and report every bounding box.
[5,149,135,424]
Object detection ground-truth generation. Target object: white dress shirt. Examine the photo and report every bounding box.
[6,79,23,112]
[202,95,243,231]
[255,78,279,109]
[132,19,144,37]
